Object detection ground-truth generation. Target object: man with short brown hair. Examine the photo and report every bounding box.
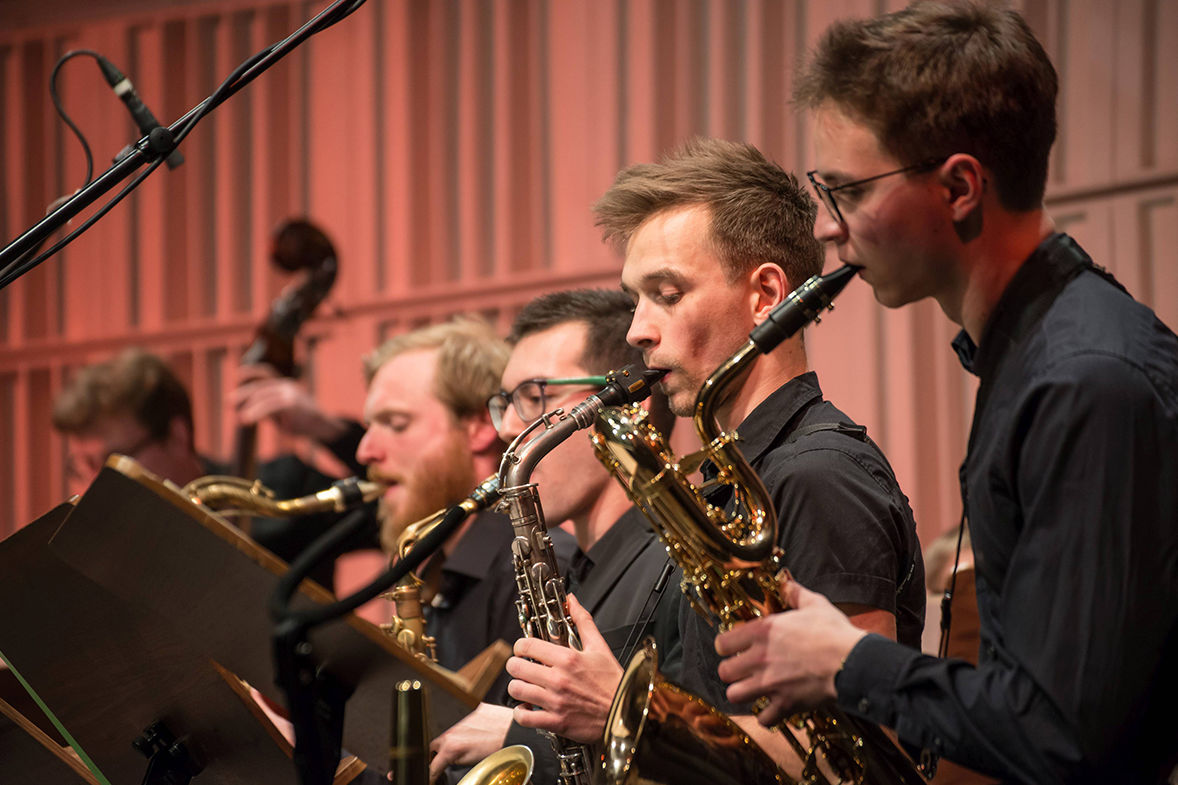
[596,137,924,777]
[714,3,1178,783]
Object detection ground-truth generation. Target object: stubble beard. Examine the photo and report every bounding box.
[377,431,478,554]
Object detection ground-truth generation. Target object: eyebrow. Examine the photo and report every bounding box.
[623,267,689,294]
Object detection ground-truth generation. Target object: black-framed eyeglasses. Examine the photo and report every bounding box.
[807,157,947,225]
[486,376,608,430]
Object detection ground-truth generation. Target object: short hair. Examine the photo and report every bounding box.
[593,137,824,287]
[365,317,509,421]
[793,0,1058,211]
[508,288,674,434]
[52,348,194,441]
[508,289,642,376]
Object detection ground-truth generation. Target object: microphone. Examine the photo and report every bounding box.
[95,56,184,170]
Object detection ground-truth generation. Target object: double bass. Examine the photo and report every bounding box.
[234,219,338,479]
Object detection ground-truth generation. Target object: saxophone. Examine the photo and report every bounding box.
[497,365,664,785]
[381,474,500,661]
[184,474,385,517]
[592,264,926,785]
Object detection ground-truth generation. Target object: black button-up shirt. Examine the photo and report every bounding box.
[503,507,683,784]
[677,371,925,711]
[837,234,1178,784]
[427,510,576,706]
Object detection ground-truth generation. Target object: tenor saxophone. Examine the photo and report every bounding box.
[497,366,664,785]
[381,474,500,661]
[592,265,926,785]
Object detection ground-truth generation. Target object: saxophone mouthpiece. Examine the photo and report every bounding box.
[598,365,669,407]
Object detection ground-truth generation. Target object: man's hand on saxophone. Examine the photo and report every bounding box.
[428,703,515,782]
[715,577,870,727]
[506,594,624,744]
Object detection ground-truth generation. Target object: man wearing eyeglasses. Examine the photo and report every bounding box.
[429,289,683,784]
[51,346,375,592]
[712,4,1178,784]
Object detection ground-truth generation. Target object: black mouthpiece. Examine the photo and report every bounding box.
[749,264,859,352]
[596,365,668,407]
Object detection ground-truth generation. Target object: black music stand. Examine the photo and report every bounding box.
[47,457,479,775]
[0,503,299,784]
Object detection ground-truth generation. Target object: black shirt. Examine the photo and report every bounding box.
[837,234,1178,784]
[677,372,925,711]
[201,421,378,592]
[427,510,576,707]
[503,507,684,784]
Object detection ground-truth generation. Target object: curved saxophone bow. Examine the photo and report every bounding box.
[593,265,926,785]
[381,474,501,661]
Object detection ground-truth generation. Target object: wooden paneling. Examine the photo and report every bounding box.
[1,0,1176,548]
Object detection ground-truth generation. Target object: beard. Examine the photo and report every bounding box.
[377,430,478,554]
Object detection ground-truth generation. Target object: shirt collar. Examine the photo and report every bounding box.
[437,511,512,581]
[951,233,1091,379]
[698,371,823,483]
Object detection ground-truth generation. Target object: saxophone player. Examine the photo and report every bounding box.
[716,3,1178,783]
[355,319,573,709]
[594,137,926,771]
[430,290,683,784]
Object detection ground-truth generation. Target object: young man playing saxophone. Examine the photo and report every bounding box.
[713,4,1178,782]
[428,289,683,784]
[355,319,572,709]
[595,137,925,774]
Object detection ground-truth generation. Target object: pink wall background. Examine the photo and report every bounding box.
[2,0,1176,562]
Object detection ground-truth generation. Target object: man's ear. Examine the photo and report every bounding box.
[941,153,986,222]
[748,263,790,324]
[167,415,194,453]
[465,412,503,454]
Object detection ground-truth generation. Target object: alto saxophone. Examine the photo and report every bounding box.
[592,265,926,785]
[381,474,501,661]
[497,366,664,785]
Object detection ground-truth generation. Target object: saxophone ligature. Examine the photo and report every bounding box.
[497,365,664,785]
[593,264,926,785]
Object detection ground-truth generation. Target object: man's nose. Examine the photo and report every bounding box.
[626,301,658,350]
[355,427,381,465]
[813,209,848,243]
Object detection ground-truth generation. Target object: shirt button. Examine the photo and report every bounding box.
[858,698,871,713]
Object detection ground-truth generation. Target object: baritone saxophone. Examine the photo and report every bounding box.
[592,264,926,785]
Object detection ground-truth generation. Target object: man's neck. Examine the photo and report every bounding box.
[715,336,809,430]
[946,210,1056,343]
[571,484,634,554]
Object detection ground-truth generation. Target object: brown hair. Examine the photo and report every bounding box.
[794,0,1057,211]
[52,348,194,441]
[508,288,675,435]
[508,289,642,376]
[365,317,509,420]
[593,137,824,287]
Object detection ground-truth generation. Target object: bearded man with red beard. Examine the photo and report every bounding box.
[356,318,574,708]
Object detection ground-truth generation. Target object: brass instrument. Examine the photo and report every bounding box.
[497,366,664,785]
[183,474,384,517]
[604,639,795,785]
[381,474,500,661]
[592,265,926,785]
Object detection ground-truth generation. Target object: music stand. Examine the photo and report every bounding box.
[48,457,479,773]
[0,503,300,784]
